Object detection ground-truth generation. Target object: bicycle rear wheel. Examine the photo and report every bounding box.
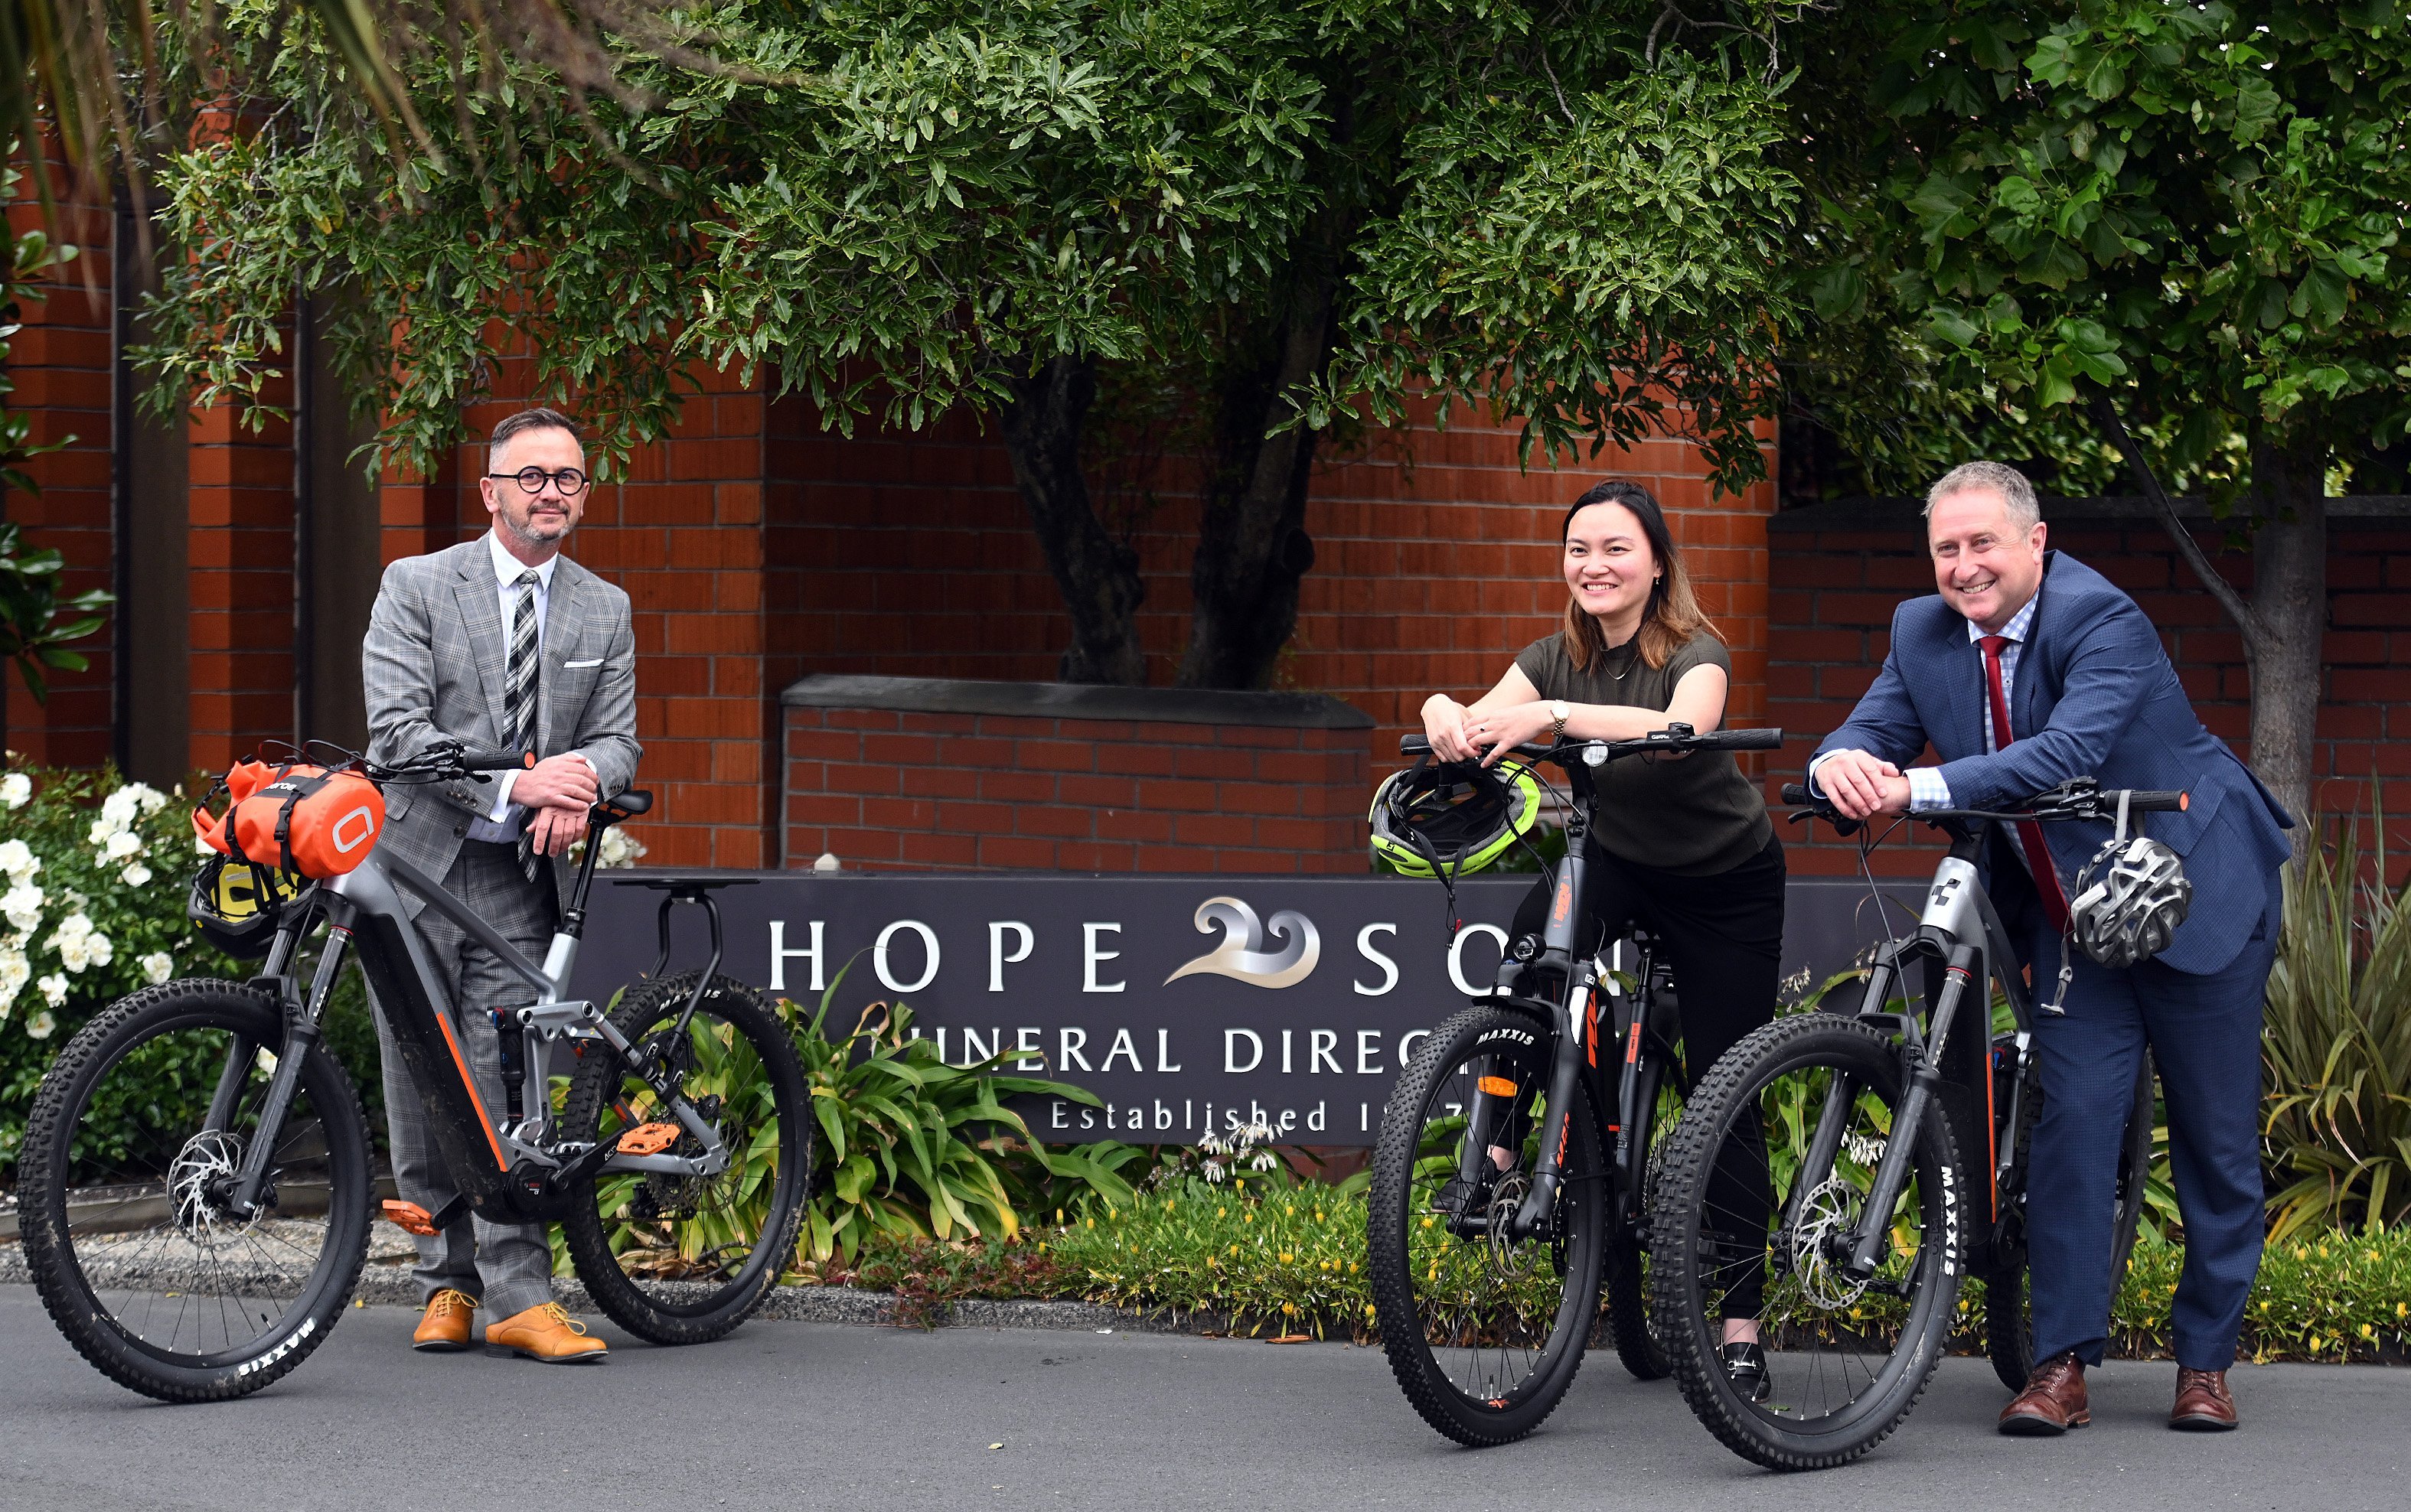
[18,980,372,1402]
[1649,1013,1962,1471]
[1985,1048,2155,1390]
[559,971,812,1344]
[1369,1005,1607,1446]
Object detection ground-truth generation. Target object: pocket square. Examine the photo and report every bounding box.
[562,657,604,670]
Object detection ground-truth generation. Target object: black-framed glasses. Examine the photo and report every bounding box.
[486,466,589,497]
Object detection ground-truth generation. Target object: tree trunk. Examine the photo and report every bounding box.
[1176,212,1350,690]
[2241,432,2328,849]
[997,354,1147,685]
[2093,398,2325,856]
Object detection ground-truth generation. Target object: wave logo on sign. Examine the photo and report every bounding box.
[1163,897,1320,989]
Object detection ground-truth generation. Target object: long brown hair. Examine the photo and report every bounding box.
[1559,480,1720,672]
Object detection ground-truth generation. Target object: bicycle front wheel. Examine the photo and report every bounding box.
[1649,1013,1962,1471]
[1369,1005,1607,1446]
[17,980,372,1402]
[559,972,812,1345]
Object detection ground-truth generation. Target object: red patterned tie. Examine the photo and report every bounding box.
[1979,634,2070,933]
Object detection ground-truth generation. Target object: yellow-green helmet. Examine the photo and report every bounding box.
[1369,757,1545,878]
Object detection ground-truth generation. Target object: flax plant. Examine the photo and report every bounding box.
[2260,799,2411,1240]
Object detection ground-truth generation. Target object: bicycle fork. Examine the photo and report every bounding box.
[1835,943,1978,1281]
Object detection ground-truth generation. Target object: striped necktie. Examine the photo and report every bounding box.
[506,569,542,882]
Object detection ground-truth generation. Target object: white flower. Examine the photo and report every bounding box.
[0,772,30,808]
[103,829,143,861]
[598,828,648,868]
[0,838,35,878]
[84,931,112,968]
[140,950,174,985]
[35,973,67,1009]
[123,782,169,816]
[100,787,142,829]
[255,1047,279,1074]
[88,818,120,848]
[56,935,90,973]
[3,882,44,934]
[26,1007,57,1038]
[0,947,27,1002]
[51,911,92,946]
[196,834,214,855]
[121,862,152,888]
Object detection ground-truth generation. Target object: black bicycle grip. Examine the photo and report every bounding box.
[1400,735,1430,755]
[1705,727,1783,751]
[1780,783,1813,806]
[2124,789,2189,813]
[460,749,533,772]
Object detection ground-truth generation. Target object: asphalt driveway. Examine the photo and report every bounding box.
[2,1286,2403,1511]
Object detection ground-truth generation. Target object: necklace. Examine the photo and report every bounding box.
[1601,637,1640,682]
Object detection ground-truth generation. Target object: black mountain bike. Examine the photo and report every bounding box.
[1368,723,1785,1445]
[18,743,813,1402]
[1647,777,2165,1470]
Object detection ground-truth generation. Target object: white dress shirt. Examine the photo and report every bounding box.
[465,531,564,842]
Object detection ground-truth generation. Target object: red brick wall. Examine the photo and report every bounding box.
[764,399,1777,764]
[1766,501,2411,878]
[187,337,296,771]
[1,171,113,767]
[783,691,1372,873]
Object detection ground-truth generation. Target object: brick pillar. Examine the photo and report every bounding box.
[1,175,114,766]
[184,360,298,771]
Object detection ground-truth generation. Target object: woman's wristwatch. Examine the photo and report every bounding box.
[1548,700,1571,741]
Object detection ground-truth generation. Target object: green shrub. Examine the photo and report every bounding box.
[2261,804,2411,1240]
[0,761,246,1185]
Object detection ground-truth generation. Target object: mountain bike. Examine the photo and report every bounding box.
[1368,723,1785,1445]
[1647,777,2169,1470]
[17,742,813,1402]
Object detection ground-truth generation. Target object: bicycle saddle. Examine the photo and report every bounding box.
[592,789,653,825]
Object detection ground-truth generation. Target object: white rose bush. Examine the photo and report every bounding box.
[0,758,243,1179]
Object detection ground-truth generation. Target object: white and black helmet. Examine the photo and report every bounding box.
[2068,833,2191,969]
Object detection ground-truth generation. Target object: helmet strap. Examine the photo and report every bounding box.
[2112,787,2132,844]
[2039,930,2074,1016]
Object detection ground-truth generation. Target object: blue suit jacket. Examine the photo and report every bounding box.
[1812,551,2293,976]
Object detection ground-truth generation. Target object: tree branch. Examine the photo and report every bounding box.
[2088,394,2264,642]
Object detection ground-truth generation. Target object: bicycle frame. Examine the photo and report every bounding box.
[215,803,729,1230]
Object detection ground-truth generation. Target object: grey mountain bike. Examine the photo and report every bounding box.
[1647,777,2168,1470]
[18,742,812,1401]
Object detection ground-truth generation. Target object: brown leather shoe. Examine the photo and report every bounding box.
[1998,1351,2090,1435]
[484,1302,608,1364]
[411,1289,478,1352]
[2171,1367,2239,1431]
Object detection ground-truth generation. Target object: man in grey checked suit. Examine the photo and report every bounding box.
[363,406,641,1363]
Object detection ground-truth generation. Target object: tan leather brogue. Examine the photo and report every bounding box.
[2171,1367,2239,1431]
[411,1289,478,1353]
[1998,1351,2090,1435]
[484,1302,609,1364]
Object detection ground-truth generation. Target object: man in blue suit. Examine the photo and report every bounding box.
[1812,461,2292,1435]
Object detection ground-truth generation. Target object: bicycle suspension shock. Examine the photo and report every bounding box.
[1842,942,1979,1279]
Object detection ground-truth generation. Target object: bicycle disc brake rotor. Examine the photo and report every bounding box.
[1789,1176,1871,1310]
[1481,1171,1539,1279]
[166,1130,253,1243]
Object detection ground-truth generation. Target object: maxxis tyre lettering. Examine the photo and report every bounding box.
[1648,1013,1962,1471]
[558,972,813,1346]
[1368,1005,1605,1447]
[19,980,373,1403]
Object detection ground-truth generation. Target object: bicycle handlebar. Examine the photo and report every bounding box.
[1401,725,1783,764]
[460,750,533,772]
[1780,780,2188,823]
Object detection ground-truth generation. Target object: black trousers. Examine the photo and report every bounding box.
[1513,833,1786,1314]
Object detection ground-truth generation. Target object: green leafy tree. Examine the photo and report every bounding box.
[1786,1,2411,833]
[134,0,1805,689]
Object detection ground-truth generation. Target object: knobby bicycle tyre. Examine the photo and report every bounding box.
[1649,1012,1963,1471]
[19,980,373,1402]
[560,971,812,1345]
[1369,1005,1607,1447]
[1604,1050,1672,1381]
[1985,1049,2155,1390]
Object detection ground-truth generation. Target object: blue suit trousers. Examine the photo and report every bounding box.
[2022,885,2278,1370]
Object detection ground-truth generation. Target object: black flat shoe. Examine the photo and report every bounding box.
[1721,1341,1772,1403]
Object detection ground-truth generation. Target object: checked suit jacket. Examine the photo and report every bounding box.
[362,537,641,917]
[1812,550,2292,977]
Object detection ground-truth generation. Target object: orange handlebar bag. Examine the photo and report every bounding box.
[221,764,388,878]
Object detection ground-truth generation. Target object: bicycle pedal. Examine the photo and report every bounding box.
[382,1199,440,1237]
[615,1122,683,1156]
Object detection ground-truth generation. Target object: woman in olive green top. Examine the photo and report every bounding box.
[1420,478,1783,1401]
